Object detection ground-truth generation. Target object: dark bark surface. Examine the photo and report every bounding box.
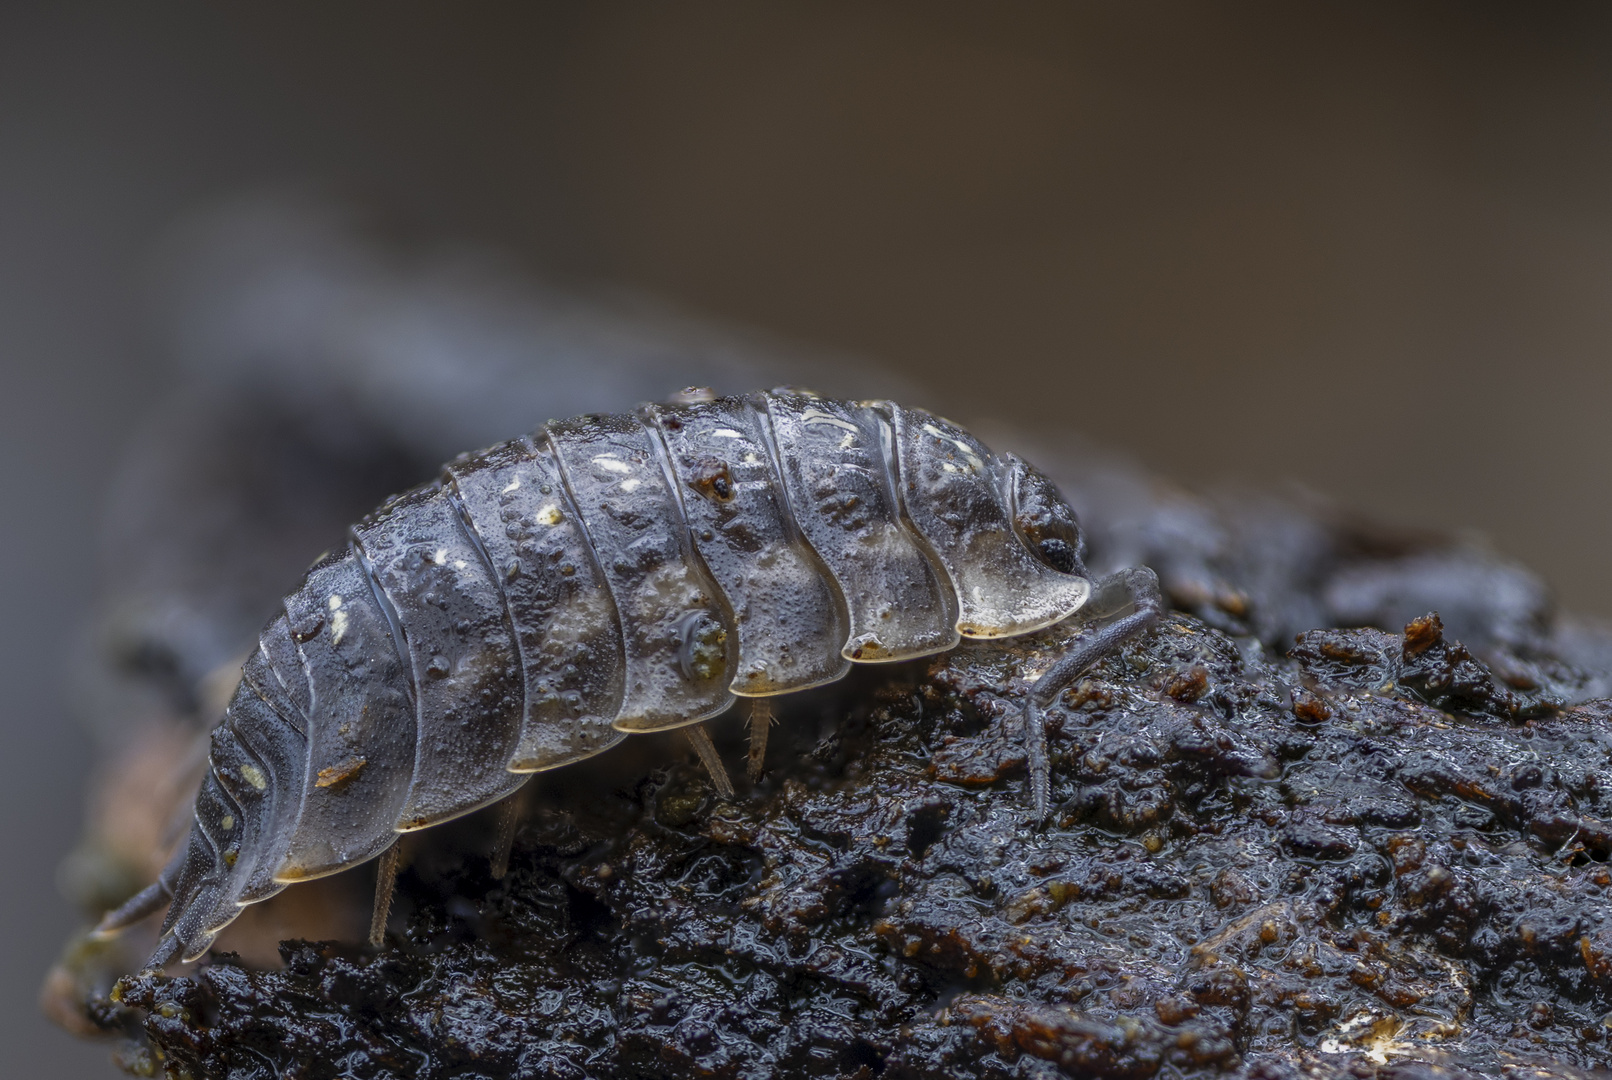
[81,602,1612,1079]
[43,205,1612,1079]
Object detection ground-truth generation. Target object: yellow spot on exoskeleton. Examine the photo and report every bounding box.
[331,609,349,644]
[536,504,563,525]
[220,814,234,831]
[241,763,267,791]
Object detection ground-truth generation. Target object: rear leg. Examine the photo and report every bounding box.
[489,791,524,881]
[685,724,735,798]
[93,881,170,939]
[1025,567,1163,822]
[368,839,403,947]
[746,697,774,783]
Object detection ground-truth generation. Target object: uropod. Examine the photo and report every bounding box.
[97,388,1162,967]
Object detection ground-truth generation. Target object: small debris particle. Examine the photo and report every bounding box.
[314,757,366,789]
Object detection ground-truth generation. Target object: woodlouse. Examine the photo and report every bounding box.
[97,388,1161,966]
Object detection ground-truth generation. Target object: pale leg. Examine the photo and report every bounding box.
[747,698,773,783]
[685,723,735,798]
[369,840,402,947]
[1025,567,1163,821]
[490,794,522,880]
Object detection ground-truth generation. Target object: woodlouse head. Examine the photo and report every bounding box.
[1003,454,1088,578]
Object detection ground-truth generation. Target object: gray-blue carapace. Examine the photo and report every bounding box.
[97,388,1161,967]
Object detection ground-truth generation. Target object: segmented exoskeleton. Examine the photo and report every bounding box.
[98,388,1161,966]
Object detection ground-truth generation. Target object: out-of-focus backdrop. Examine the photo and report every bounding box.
[6,4,1612,1074]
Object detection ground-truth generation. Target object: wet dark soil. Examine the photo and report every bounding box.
[43,208,1612,1078]
[84,605,1612,1079]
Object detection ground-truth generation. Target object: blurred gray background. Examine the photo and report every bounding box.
[6,3,1612,1074]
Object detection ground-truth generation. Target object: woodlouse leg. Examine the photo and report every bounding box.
[1025,567,1163,822]
[685,724,736,798]
[368,839,402,947]
[746,698,774,783]
[145,931,183,971]
[96,835,190,953]
[490,792,523,880]
[93,881,170,938]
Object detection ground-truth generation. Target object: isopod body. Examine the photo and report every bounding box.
[103,388,1160,965]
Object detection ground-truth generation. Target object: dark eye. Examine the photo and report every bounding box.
[1037,538,1077,574]
[1006,455,1085,575]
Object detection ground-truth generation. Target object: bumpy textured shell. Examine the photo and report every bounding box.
[146,390,1093,961]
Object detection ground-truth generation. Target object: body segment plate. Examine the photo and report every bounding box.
[763,391,958,661]
[352,490,528,831]
[224,672,304,904]
[201,722,268,914]
[446,437,627,771]
[179,773,245,948]
[546,414,736,731]
[253,615,310,728]
[274,552,419,877]
[647,397,848,695]
[882,402,1090,636]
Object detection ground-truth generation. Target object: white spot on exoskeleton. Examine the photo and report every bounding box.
[501,477,521,494]
[592,455,632,474]
[620,478,643,493]
[454,560,467,571]
[711,428,742,438]
[327,594,349,644]
[536,504,563,526]
[838,432,855,450]
[922,422,984,472]
[434,548,448,565]
[801,409,860,435]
